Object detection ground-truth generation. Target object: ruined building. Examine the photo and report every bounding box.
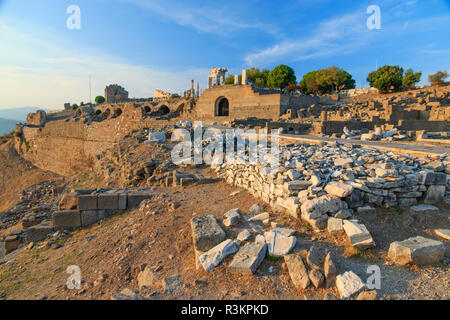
[105,84,129,103]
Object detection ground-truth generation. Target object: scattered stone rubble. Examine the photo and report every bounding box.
[211,141,448,246]
[0,187,158,257]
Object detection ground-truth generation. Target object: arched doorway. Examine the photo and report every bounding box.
[215,97,229,116]
[158,105,170,115]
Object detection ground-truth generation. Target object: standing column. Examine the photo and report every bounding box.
[234,75,239,85]
[191,80,194,98]
[196,82,200,97]
[241,69,247,85]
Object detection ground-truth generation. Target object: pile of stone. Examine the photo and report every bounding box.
[360,127,409,141]
[341,127,362,140]
[189,211,380,299]
[212,142,448,239]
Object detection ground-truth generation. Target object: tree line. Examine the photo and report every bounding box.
[225,64,448,94]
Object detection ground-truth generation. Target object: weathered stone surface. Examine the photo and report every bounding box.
[357,290,378,300]
[301,195,347,219]
[52,210,81,230]
[334,208,353,219]
[127,192,155,208]
[4,236,20,254]
[97,194,119,210]
[284,254,310,289]
[270,228,295,237]
[264,231,296,257]
[81,210,106,227]
[410,204,439,212]
[248,212,270,222]
[306,245,326,270]
[336,271,365,299]
[324,252,337,288]
[137,266,155,289]
[418,172,446,185]
[57,192,78,210]
[423,185,446,204]
[334,157,353,167]
[77,195,97,210]
[309,269,325,288]
[301,195,347,230]
[388,236,445,265]
[191,214,226,251]
[325,182,354,198]
[148,131,166,143]
[435,229,450,241]
[228,241,267,274]
[25,220,53,242]
[343,220,375,249]
[237,229,251,241]
[249,203,264,215]
[224,208,241,227]
[327,217,344,234]
[375,168,398,178]
[284,180,311,191]
[199,239,238,271]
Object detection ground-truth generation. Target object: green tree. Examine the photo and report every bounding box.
[367,65,404,93]
[267,64,296,90]
[299,66,355,94]
[71,104,79,110]
[428,70,448,86]
[402,69,422,89]
[225,74,242,85]
[95,96,106,104]
[246,67,270,87]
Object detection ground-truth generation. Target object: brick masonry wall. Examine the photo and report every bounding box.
[196,85,318,120]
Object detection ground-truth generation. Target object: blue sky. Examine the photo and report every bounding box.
[0,0,449,109]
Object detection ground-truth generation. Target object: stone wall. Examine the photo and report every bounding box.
[195,84,318,120]
[211,142,447,231]
[53,188,158,230]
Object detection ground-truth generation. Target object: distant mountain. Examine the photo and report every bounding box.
[0,117,19,136]
[0,107,50,122]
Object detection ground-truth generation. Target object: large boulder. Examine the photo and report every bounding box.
[325,182,354,198]
[198,239,238,271]
[191,214,226,252]
[343,220,375,249]
[301,195,347,230]
[228,241,267,274]
[423,185,446,204]
[336,271,365,299]
[388,236,445,266]
[284,255,310,289]
[264,231,296,257]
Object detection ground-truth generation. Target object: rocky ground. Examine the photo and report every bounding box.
[0,127,449,301]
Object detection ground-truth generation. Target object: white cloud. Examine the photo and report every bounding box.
[119,0,280,36]
[244,2,450,66]
[244,11,368,65]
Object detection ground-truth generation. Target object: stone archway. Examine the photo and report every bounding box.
[215,97,229,116]
[158,105,170,115]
